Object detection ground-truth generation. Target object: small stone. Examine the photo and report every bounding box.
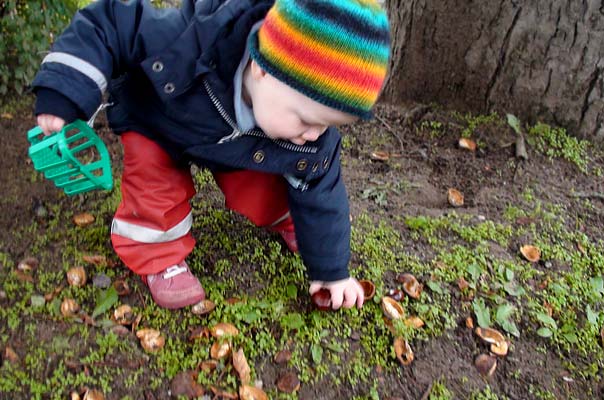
[92,274,111,289]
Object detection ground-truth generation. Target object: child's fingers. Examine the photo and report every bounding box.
[330,289,344,310]
[308,281,323,295]
[37,114,65,136]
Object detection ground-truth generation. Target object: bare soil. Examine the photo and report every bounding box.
[1,99,603,399]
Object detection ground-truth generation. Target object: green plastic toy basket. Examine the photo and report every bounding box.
[27,119,113,196]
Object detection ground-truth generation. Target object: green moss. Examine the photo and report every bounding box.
[527,123,591,172]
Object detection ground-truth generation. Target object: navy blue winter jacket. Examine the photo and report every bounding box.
[32,0,351,282]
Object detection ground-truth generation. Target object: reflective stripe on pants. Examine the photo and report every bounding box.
[111,132,196,275]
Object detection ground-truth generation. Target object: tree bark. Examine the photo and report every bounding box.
[384,0,604,141]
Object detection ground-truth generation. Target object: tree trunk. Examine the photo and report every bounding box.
[384,0,604,141]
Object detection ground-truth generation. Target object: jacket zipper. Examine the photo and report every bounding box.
[203,80,318,154]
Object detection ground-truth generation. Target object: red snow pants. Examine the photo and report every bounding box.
[110,131,294,275]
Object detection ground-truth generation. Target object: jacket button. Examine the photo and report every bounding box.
[296,159,308,171]
[323,158,329,169]
[253,150,265,163]
[312,162,319,172]
[152,61,164,72]
[163,82,175,94]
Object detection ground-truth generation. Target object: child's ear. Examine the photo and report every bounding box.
[250,59,267,80]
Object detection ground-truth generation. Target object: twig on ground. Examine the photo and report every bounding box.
[515,131,528,160]
[571,192,604,201]
[375,114,405,153]
[420,381,434,400]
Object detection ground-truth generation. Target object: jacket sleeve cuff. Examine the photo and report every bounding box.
[34,88,84,124]
[304,254,350,282]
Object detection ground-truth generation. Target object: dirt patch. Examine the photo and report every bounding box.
[1,99,603,399]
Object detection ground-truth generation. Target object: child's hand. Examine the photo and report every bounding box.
[309,278,364,310]
[37,114,65,136]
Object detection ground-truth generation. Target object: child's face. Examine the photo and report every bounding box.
[246,61,358,145]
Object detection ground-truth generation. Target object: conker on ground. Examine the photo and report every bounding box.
[311,288,332,311]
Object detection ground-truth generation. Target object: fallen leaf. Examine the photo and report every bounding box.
[277,371,300,393]
[457,277,469,291]
[520,245,541,263]
[136,328,165,352]
[210,386,238,399]
[83,389,104,400]
[233,348,251,385]
[14,270,34,283]
[404,316,425,329]
[4,346,19,363]
[397,273,423,299]
[447,188,464,207]
[188,327,211,341]
[1,113,13,119]
[61,298,80,317]
[393,337,413,365]
[73,213,95,227]
[458,137,477,151]
[66,266,87,287]
[113,278,131,296]
[210,340,232,360]
[381,296,405,320]
[17,257,38,272]
[191,299,216,315]
[370,150,390,161]
[199,360,218,373]
[474,354,497,377]
[358,280,376,300]
[466,317,474,329]
[210,322,239,338]
[82,255,107,266]
[239,385,268,400]
[170,371,205,398]
[274,349,292,364]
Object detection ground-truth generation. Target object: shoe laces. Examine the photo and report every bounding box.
[162,264,188,279]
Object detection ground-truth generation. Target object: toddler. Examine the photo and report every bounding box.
[33,0,390,310]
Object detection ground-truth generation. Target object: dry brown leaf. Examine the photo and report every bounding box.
[191,299,216,315]
[458,137,477,151]
[277,371,300,393]
[465,317,474,329]
[1,113,13,119]
[136,328,165,352]
[404,316,425,329]
[457,277,469,291]
[188,326,211,341]
[82,255,107,266]
[447,188,464,207]
[239,385,269,400]
[393,337,414,365]
[210,386,238,399]
[358,280,376,300]
[113,305,135,325]
[475,354,497,377]
[199,359,218,373]
[82,389,104,400]
[66,267,87,287]
[73,213,95,227]
[17,257,38,272]
[274,349,292,364]
[475,327,509,356]
[61,298,80,317]
[233,348,251,385]
[170,371,205,398]
[520,245,541,263]
[381,296,405,320]
[14,270,34,283]
[210,340,232,360]
[4,346,19,363]
[397,273,423,299]
[370,150,390,161]
[210,322,239,338]
[113,279,131,296]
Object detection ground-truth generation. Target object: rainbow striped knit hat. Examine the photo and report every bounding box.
[249,0,390,119]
